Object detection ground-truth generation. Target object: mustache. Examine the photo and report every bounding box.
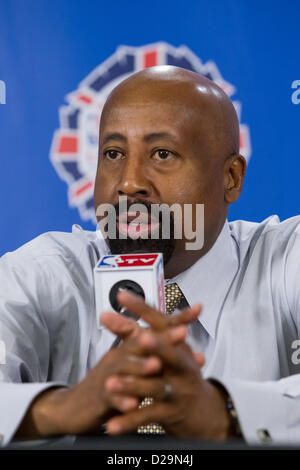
[113,199,175,224]
[114,199,155,217]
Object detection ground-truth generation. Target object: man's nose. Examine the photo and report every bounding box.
[117,158,151,198]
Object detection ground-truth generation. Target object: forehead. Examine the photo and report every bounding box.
[100,94,220,150]
[102,101,188,134]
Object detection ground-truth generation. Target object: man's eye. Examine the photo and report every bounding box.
[103,150,123,160]
[153,149,173,161]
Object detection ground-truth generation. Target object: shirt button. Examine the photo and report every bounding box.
[256,429,272,444]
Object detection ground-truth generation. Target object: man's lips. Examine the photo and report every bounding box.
[116,212,160,238]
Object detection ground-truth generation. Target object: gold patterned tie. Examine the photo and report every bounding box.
[137,282,185,435]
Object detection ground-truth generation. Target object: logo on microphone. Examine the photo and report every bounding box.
[50,42,251,223]
[98,254,159,268]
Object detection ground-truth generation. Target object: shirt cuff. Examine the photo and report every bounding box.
[0,382,67,447]
[209,376,300,446]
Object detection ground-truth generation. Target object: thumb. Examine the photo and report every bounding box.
[101,312,140,339]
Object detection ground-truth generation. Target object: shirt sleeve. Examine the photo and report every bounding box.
[209,374,300,445]
[0,382,67,447]
[0,249,67,447]
[207,228,300,446]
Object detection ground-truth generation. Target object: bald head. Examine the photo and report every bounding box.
[101,65,240,159]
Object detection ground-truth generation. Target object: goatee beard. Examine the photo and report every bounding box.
[107,199,176,266]
[108,236,175,266]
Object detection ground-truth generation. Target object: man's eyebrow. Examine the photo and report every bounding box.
[101,131,178,145]
[102,133,127,145]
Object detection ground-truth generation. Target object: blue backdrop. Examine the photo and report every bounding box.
[0,0,299,256]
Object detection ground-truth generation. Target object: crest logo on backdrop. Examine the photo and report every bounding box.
[50,42,251,223]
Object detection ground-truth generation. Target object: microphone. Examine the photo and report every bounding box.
[107,278,144,349]
[109,279,145,320]
[94,253,166,330]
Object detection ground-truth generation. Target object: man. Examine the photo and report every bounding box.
[0,65,299,446]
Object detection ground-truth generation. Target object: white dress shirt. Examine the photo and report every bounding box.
[1,214,300,446]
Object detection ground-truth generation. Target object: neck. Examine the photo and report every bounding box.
[164,219,227,278]
[164,249,204,278]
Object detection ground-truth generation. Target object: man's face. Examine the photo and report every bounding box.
[94,85,228,274]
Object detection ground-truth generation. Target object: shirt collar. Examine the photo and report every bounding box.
[167,220,239,338]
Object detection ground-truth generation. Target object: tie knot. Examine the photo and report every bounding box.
[164,282,185,315]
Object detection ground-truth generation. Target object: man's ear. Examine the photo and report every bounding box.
[223,154,246,203]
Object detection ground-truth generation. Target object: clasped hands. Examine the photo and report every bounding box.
[16,291,232,441]
[100,290,231,440]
